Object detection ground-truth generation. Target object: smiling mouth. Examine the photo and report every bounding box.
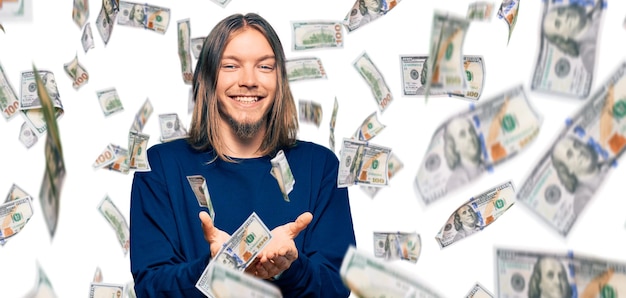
[231,96,261,103]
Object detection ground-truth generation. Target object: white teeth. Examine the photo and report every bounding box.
[233,96,259,103]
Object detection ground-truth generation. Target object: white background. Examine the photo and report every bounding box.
[1,0,625,297]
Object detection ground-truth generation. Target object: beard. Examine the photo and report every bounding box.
[218,104,266,139]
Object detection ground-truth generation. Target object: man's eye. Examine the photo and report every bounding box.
[222,64,236,69]
[259,65,274,71]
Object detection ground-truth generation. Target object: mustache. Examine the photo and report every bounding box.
[225,90,268,97]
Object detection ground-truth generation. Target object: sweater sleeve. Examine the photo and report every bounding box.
[129,147,209,298]
[274,149,356,297]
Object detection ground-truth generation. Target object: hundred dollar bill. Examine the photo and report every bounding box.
[414,85,542,205]
[448,55,486,101]
[126,280,137,298]
[130,97,153,132]
[93,143,117,169]
[329,96,338,152]
[338,138,391,188]
[292,20,344,51]
[159,113,188,142]
[572,252,626,297]
[286,57,327,82]
[361,152,403,198]
[98,195,130,255]
[96,87,123,117]
[518,61,626,236]
[128,130,150,171]
[399,55,447,97]
[497,0,520,45]
[212,212,272,271]
[72,0,89,29]
[186,175,215,220]
[33,66,66,239]
[104,144,130,174]
[24,262,58,298]
[63,55,89,90]
[177,19,193,85]
[270,150,295,202]
[373,231,421,263]
[20,70,64,135]
[82,22,95,53]
[0,197,33,241]
[209,0,233,8]
[342,0,401,33]
[191,37,205,59]
[89,282,125,298]
[464,282,494,298]
[340,246,443,298]
[19,121,38,148]
[196,262,282,298]
[354,52,393,112]
[424,11,470,99]
[435,181,515,248]
[117,1,170,34]
[1,183,32,246]
[0,60,20,120]
[467,2,494,21]
[298,99,322,127]
[353,111,385,141]
[95,5,116,45]
[530,0,604,99]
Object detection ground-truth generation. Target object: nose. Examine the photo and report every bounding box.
[238,67,258,88]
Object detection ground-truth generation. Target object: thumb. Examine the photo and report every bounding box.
[288,212,313,238]
[199,211,216,240]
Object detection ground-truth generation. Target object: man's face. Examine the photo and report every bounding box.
[538,258,569,298]
[543,6,585,39]
[216,28,277,139]
[552,137,596,176]
[448,118,480,162]
[457,205,476,227]
[132,5,144,22]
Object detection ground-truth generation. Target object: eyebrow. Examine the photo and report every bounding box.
[221,54,276,62]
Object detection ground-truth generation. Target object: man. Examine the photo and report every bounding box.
[528,257,572,298]
[129,13,356,297]
[443,117,484,191]
[452,204,481,241]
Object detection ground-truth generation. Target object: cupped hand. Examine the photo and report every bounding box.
[199,211,231,257]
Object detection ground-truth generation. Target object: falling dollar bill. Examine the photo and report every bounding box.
[270,150,295,202]
[342,0,401,33]
[19,121,38,148]
[72,0,89,29]
[89,282,125,298]
[159,113,188,142]
[530,0,604,99]
[93,144,118,169]
[373,231,421,263]
[414,84,542,205]
[340,246,443,298]
[495,247,626,297]
[20,70,64,135]
[177,18,193,85]
[130,98,153,132]
[196,262,282,298]
[448,55,486,101]
[497,0,520,45]
[191,37,204,59]
[1,183,32,246]
[186,175,215,220]
[0,60,20,120]
[23,262,58,298]
[291,20,344,51]
[435,181,515,248]
[98,195,130,255]
[353,52,393,112]
[95,5,116,46]
[338,138,391,188]
[518,61,626,236]
[286,57,327,82]
[467,2,494,21]
[424,11,470,99]
[361,152,403,198]
[63,55,89,90]
[298,99,323,127]
[96,87,124,117]
[0,197,33,241]
[117,1,170,34]
[353,111,385,141]
[464,282,494,298]
[104,144,130,174]
[329,96,338,152]
[128,130,150,171]
[81,22,95,53]
[208,212,272,271]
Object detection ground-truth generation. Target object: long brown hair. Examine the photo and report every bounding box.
[188,13,298,162]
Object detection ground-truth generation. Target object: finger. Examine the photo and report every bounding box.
[199,211,214,230]
[271,256,290,271]
[288,212,313,238]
